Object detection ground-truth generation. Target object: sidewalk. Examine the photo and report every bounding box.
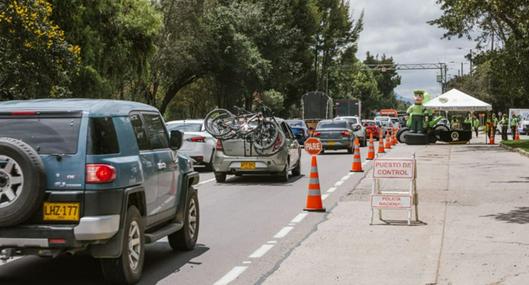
[263,141,529,285]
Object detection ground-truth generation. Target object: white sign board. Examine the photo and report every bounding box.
[373,158,415,179]
[371,195,412,209]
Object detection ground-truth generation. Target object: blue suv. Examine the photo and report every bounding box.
[0,99,200,284]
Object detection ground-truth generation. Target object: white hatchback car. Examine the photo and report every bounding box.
[166,119,216,170]
[335,116,367,146]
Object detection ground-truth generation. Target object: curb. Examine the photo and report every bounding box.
[500,142,529,158]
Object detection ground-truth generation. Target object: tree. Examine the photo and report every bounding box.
[0,0,80,99]
[363,52,401,108]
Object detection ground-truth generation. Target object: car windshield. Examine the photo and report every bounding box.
[339,117,358,124]
[317,121,347,129]
[0,117,81,154]
[168,123,202,132]
[287,120,304,127]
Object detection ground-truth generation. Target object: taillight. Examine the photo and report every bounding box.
[215,140,223,151]
[187,136,206,143]
[313,132,321,137]
[11,111,37,116]
[341,131,350,137]
[86,164,116,184]
[273,134,283,150]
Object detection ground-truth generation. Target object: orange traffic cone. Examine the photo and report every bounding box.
[385,130,392,149]
[515,129,520,141]
[304,155,325,212]
[366,132,375,160]
[392,128,398,145]
[489,130,495,144]
[378,129,385,154]
[351,137,364,172]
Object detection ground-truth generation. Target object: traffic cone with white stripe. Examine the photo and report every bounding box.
[392,128,398,145]
[515,128,520,141]
[350,137,364,172]
[304,156,325,212]
[385,130,392,149]
[378,129,385,154]
[366,132,375,160]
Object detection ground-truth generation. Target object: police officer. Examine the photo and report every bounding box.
[500,114,509,141]
[472,114,480,137]
[511,114,519,140]
[492,113,498,137]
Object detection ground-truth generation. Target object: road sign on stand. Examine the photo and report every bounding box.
[370,156,419,225]
[304,137,322,155]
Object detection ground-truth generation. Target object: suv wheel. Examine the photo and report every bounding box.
[214,172,226,183]
[292,159,301,176]
[169,190,199,251]
[0,138,46,227]
[100,206,144,285]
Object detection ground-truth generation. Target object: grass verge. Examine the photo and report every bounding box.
[501,140,529,152]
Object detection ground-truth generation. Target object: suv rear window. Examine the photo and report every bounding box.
[87,117,120,155]
[317,121,347,129]
[0,118,81,154]
[168,123,202,132]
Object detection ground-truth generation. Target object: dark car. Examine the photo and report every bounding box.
[0,99,199,284]
[286,119,309,145]
[313,120,355,153]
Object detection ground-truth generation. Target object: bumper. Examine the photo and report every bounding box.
[179,144,213,164]
[213,151,288,173]
[0,215,120,250]
[321,140,352,150]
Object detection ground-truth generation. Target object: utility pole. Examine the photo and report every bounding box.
[469,49,473,75]
[461,62,464,76]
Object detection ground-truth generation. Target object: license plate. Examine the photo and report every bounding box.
[43,202,80,221]
[327,140,336,145]
[240,161,256,170]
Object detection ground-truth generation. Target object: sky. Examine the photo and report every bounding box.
[351,0,475,100]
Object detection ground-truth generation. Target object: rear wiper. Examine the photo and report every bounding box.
[48,153,66,161]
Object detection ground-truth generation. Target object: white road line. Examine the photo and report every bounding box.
[242,261,252,264]
[340,175,349,181]
[335,180,344,186]
[327,187,337,193]
[267,240,278,244]
[249,244,274,258]
[197,178,215,185]
[321,193,329,200]
[291,213,308,223]
[273,226,294,239]
[213,266,248,285]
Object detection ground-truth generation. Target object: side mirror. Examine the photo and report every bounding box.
[354,125,361,131]
[170,130,183,150]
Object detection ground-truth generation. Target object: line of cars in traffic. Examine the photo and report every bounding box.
[167,115,401,182]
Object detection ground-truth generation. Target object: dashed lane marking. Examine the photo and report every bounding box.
[290,213,308,223]
[321,194,329,200]
[273,226,294,239]
[213,266,248,285]
[249,244,274,258]
[327,187,337,193]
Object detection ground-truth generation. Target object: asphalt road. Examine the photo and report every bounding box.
[0,145,375,285]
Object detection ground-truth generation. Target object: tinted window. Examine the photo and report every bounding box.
[280,122,293,139]
[317,121,348,129]
[143,114,169,149]
[167,123,202,132]
[286,120,304,127]
[87,117,119,154]
[0,118,81,154]
[130,113,150,151]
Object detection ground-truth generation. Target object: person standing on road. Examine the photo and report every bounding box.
[472,114,480,137]
[492,113,498,137]
[500,114,509,141]
[511,114,519,140]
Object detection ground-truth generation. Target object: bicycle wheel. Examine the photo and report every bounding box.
[254,130,284,156]
[204,109,236,138]
[252,121,281,151]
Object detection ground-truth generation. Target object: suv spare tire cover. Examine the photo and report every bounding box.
[0,137,46,227]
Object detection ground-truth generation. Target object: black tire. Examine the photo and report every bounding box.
[347,146,353,154]
[433,125,450,141]
[404,132,430,145]
[214,172,226,183]
[361,137,367,147]
[278,161,289,182]
[320,148,325,154]
[292,159,301,176]
[169,190,199,251]
[397,128,409,143]
[100,206,144,285]
[0,137,46,227]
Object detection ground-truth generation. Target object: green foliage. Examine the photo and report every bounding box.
[431,0,529,112]
[0,0,79,99]
[363,52,401,109]
[260,89,284,115]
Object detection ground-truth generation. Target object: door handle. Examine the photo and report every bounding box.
[157,162,167,170]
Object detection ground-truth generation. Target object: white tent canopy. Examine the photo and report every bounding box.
[424,89,492,111]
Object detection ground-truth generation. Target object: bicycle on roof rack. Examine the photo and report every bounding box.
[204,105,283,154]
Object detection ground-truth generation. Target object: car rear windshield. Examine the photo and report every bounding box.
[0,117,81,154]
[168,123,202,132]
[87,117,120,155]
[287,120,304,127]
[317,121,347,129]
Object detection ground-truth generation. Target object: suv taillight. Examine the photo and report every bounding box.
[313,132,321,137]
[215,140,223,151]
[341,131,350,137]
[86,164,116,184]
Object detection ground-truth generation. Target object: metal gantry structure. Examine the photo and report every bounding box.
[362,63,449,93]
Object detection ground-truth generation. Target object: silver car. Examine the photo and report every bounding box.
[335,116,366,146]
[212,119,301,182]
